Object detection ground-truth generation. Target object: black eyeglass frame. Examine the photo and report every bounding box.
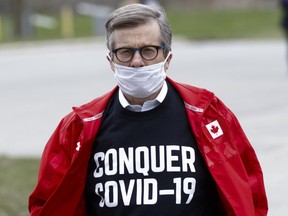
[111,45,166,63]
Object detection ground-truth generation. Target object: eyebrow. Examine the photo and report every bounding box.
[114,41,162,49]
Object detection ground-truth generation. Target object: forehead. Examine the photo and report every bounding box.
[112,20,161,48]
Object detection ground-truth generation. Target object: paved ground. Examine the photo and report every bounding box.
[0,38,287,215]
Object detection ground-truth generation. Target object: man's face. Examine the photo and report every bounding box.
[108,19,171,70]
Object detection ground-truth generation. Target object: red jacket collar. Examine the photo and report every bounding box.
[167,77,214,113]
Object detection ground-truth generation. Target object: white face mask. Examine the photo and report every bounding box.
[113,52,171,98]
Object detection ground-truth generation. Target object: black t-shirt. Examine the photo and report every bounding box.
[85,83,223,216]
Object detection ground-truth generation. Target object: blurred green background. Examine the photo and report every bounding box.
[0,1,284,43]
[0,157,39,216]
[0,0,284,215]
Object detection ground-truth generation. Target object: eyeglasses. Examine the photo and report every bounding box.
[111,45,166,63]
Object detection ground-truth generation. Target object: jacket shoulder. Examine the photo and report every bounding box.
[167,77,215,111]
[72,87,118,120]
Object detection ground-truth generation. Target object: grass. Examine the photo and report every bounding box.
[0,157,40,216]
[0,7,283,43]
[32,14,94,40]
[168,7,283,40]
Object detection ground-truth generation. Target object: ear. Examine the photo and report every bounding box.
[164,52,173,71]
[106,53,115,72]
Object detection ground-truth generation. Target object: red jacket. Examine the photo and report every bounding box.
[29,78,268,215]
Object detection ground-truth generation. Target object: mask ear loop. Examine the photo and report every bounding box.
[164,51,172,63]
[106,52,112,61]
[107,52,121,69]
[163,51,172,72]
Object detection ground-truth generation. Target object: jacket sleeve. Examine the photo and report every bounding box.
[28,112,83,215]
[212,97,268,215]
[228,107,268,215]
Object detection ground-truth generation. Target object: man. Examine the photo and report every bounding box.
[29,4,268,216]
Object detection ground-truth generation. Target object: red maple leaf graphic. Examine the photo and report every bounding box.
[210,125,219,134]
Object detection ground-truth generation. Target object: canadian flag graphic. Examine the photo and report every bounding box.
[205,120,224,139]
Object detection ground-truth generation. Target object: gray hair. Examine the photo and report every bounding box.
[105,3,172,55]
